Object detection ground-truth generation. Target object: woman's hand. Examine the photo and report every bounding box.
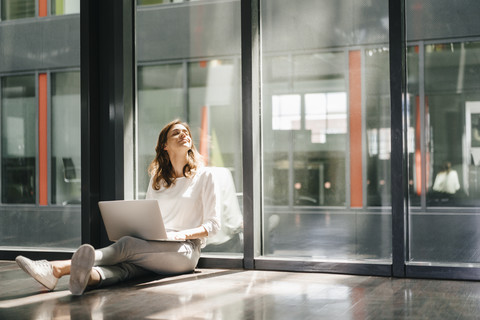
[167,232,187,241]
[166,226,208,241]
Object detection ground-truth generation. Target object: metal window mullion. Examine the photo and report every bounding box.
[0,77,2,203]
[419,43,426,210]
[241,0,261,269]
[81,0,134,247]
[389,0,407,278]
[35,72,40,207]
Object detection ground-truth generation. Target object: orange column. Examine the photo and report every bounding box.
[199,106,209,165]
[349,50,363,208]
[415,96,422,196]
[39,0,48,17]
[39,73,48,206]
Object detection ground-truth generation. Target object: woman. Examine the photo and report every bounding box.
[432,161,460,195]
[16,120,221,295]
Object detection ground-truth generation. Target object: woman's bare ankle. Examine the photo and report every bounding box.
[51,260,71,278]
[88,269,101,287]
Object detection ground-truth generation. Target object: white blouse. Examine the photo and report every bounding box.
[145,166,221,246]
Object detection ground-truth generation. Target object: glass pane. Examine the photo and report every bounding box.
[137,63,185,199]
[0,6,81,250]
[1,0,35,20]
[51,0,80,15]
[407,46,421,207]
[51,71,81,205]
[408,42,480,264]
[407,0,480,266]
[1,75,36,204]
[263,53,348,208]
[188,59,243,253]
[365,48,391,206]
[135,1,243,255]
[261,0,391,261]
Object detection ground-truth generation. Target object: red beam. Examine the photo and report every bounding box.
[349,50,363,208]
[39,0,48,17]
[199,106,209,165]
[39,73,48,205]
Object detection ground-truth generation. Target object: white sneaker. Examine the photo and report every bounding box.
[15,256,58,291]
[69,244,95,295]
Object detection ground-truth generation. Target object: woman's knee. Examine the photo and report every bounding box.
[113,236,147,257]
[116,236,144,248]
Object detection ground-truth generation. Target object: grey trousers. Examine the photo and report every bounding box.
[92,236,202,287]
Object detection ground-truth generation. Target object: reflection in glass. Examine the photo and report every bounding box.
[137,64,185,199]
[51,0,80,15]
[187,60,242,174]
[0,1,81,250]
[424,43,480,206]
[365,48,391,207]
[408,41,480,265]
[408,42,480,208]
[187,59,243,253]
[263,52,348,208]
[1,75,36,204]
[1,0,35,20]
[51,72,81,205]
[261,0,391,261]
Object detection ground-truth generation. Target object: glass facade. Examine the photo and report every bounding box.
[1,75,36,204]
[408,43,480,264]
[51,0,80,15]
[0,1,80,250]
[1,0,35,20]
[51,71,81,206]
[1,0,480,278]
[260,0,391,261]
[137,63,185,199]
[406,0,480,266]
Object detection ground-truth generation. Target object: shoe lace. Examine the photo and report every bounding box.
[34,260,53,276]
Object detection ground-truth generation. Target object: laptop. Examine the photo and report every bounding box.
[98,199,171,242]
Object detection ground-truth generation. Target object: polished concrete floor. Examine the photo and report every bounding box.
[1,260,480,320]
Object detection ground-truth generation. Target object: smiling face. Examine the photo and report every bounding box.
[163,123,192,154]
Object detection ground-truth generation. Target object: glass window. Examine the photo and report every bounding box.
[135,1,242,255]
[263,52,349,208]
[51,0,80,16]
[137,63,185,199]
[1,0,35,20]
[261,0,391,261]
[408,41,480,264]
[1,75,36,204]
[365,47,391,207]
[406,0,480,266]
[51,71,81,205]
[0,3,81,250]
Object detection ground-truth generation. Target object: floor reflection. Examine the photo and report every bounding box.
[2,262,480,319]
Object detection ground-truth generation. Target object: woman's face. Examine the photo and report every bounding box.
[163,124,192,154]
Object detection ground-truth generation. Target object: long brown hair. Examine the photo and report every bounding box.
[148,119,203,189]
